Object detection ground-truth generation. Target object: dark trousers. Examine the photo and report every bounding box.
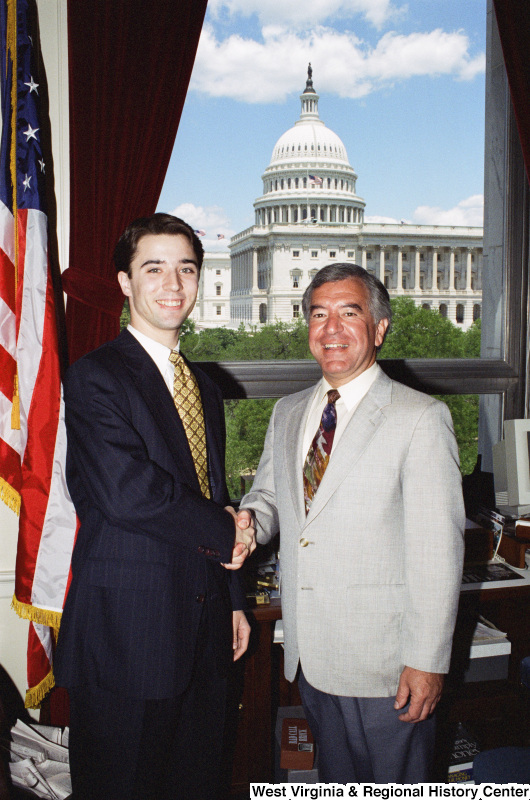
[298,670,435,784]
[68,614,227,800]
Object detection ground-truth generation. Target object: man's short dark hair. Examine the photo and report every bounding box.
[114,213,204,276]
[302,263,392,340]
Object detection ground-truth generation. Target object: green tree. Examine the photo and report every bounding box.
[381,299,480,474]
[224,398,276,498]
[120,299,130,330]
[181,325,245,360]
[380,298,465,359]
[181,319,312,362]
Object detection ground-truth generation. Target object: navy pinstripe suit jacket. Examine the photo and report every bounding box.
[54,330,244,699]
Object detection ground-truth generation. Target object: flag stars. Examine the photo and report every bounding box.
[24,76,39,94]
[23,124,39,142]
[38,159,45,173]
[22,174,32,192]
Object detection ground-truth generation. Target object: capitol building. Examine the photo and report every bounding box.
[193,67,482,331]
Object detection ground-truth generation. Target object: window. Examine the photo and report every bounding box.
[456,304,464,324]
[188,4,525,488]
[329,251,336,258]
[216,269,221,275]
[347,251,354,259]
[366,252,372,260]
[216,305,222,316]
[311,250,318,258]
[216,285,221,296]
[259,303,267,323]
[292,276,299,288]
[292,304,300,318]
[292,250,300,258]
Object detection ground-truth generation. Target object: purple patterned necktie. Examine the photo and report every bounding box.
[303,389,340,513]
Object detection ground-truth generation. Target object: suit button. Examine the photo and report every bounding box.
[198,546,205,553]
[195,594,205,603]
[300,538,309,547]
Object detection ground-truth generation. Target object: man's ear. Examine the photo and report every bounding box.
[117,271,131,297]
[375,317,389,348]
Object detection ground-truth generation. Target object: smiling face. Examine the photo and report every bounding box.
[117,233,199,348]
[307,277,389,388]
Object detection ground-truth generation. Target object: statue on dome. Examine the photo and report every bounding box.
[308,63,312,80]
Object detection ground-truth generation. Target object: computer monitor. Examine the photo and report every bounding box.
[492,419,530,518]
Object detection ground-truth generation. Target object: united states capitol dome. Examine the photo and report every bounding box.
[254,65,365,228]
[269,66,350,168]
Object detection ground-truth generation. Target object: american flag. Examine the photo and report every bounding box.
[1,0,77,708]
[309,174,323,186]
[194,229,206,236]
[216,233,225,240]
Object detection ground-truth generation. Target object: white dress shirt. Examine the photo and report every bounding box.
[127,324,178,395]
[301,361,380,468]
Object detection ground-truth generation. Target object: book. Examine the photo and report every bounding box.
[280,718,315,771]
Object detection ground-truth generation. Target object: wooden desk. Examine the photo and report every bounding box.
[224,600,282,795]
[228,575,530,792]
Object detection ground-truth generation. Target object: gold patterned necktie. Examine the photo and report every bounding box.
[169,350,211,499]
[303,389,340,513]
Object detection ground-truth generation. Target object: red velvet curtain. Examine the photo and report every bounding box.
[63,0,208,363]
[493,0,530,183]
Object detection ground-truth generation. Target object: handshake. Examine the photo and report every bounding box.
[222,507,256,570]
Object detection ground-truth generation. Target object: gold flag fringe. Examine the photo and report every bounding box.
[25,669,55,710]
[12,597,62,708]
[12,594,63,631]
[0,477,20,514]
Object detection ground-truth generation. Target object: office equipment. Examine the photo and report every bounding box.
[493,419,530,517]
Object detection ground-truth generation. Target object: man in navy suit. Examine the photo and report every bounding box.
[54,214,255,800]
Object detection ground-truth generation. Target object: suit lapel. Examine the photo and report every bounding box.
[284,385,319,529]
[112,331,200,491]
[305,369,393,524]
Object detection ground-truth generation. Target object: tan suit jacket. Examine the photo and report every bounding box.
[242,366,465,697]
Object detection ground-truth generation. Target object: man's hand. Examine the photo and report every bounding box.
[232,610,251,661]
[394,666,444,722]
[221,506,256,570]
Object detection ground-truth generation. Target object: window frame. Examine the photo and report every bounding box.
[199,3,528,451]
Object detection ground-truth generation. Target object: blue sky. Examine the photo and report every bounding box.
[157,0,486,253]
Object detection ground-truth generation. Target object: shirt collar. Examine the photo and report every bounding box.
[317,362,380,411]
[127,324,179,375]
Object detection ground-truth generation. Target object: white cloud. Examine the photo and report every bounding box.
[365,214,400,223]
[412,194,484,227]
[207,0,401,29]
[191,25,485,103]
[169,202,235,251]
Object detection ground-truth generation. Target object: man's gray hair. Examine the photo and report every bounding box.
[302,263,392,332]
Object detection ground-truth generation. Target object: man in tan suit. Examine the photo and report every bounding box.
[238,264,465,783]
